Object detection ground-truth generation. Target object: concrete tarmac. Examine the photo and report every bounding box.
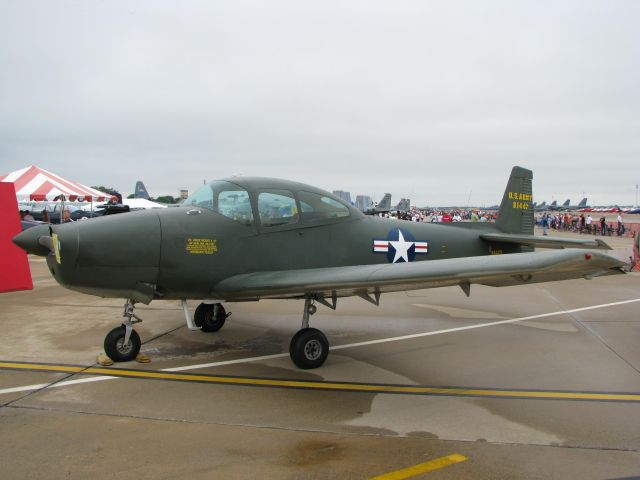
[1,233,639,479]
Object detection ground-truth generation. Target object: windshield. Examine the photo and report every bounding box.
[184,181,254,225]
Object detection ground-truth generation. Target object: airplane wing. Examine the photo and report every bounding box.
[480,233,612,250]
[213,249,625,301]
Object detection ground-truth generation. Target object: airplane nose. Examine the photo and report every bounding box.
[13,225,53,256]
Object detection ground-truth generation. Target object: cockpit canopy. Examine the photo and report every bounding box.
[184,178,356,227]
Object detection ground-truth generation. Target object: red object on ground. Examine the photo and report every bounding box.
[0,182,33,292]
[634,232,640,272]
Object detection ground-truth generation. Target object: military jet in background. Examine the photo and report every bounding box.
[134,181,150,200]
[14,167,625,369]
[364,195,411,215]
[364,193,392,215]
[563,198,589,211]
[539,198,589,212]
[534,201,547,211]
[549,199,570,211]
[392,198,411,213]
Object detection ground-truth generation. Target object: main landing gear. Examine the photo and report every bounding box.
[102,298,332,369]
[194,302,230,332]
[104,299,142,362]
[289,298,329,369]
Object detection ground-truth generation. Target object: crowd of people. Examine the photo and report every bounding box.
[538,212,626,236]
[19,208,73,224]
[378,208,497,223]
[377,207,631,238]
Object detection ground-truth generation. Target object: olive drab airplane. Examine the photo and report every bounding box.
[13,167,627,369]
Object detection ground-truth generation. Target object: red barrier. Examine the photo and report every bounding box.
[634,232,640,272]
[0,183,33,292]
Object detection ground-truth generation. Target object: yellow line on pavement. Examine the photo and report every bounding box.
[2,361,640,402]
[369,454,468,479]
[0,362,85,374]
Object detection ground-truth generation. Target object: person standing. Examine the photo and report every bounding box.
[62,209,74,223]
[617,213,624,236]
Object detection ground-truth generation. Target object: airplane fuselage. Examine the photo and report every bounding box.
[39,207,517,303]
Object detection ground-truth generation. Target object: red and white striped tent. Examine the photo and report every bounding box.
[0,165,117,202]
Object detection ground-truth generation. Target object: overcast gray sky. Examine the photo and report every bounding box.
[1,0,638,206]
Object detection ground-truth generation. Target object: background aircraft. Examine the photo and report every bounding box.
[364,193,392,215]
[392,198,411,213]
[14,167,625,369]
[551,198,589,211]
[134,181,150,199]
[560,197,587,211]
[564,198,589,210]
[549,199,570,211]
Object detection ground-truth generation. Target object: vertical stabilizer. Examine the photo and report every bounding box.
[578,198,587,207]
[563,199,570,206]
[396,198,410,212]
[496,167,534,234]
[378,193,391,210]
[134,181,150,199]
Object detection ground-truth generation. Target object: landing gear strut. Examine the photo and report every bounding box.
[104,299,142,362]
[289,298,329,369]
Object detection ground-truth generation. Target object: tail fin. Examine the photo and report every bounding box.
[563,199,570,206]
[396,198,410,212]
[550,200,557,206]
[134,181,150,199]
[496,166,534,234]
[378,193,391,210]
[578,198,587,207]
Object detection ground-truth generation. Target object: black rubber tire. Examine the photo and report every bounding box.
[104,325,141,362]
[193,302,207,328]
[289,328,329,369]
[197,303,227,332]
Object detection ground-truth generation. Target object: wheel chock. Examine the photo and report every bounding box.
[135,353,151,363]
[96,353,114,366]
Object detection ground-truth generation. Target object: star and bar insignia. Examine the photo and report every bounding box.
[373,228,429,263]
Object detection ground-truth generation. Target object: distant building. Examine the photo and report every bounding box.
[355,195,372,211]
[179,189,189,199]
[332,190,352,204]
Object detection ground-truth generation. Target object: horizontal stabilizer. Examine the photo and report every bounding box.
[480,233,611,250]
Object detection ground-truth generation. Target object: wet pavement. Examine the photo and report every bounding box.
[1,234,639,479]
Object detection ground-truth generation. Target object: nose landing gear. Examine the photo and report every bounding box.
[103,299,143,362]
